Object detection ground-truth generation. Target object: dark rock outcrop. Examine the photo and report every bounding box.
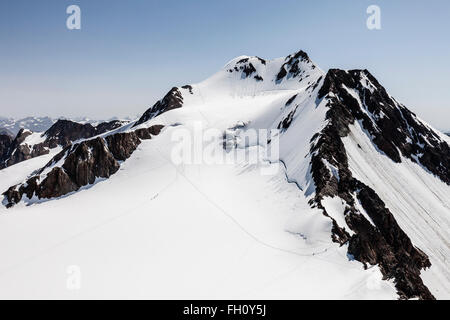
[134,87,183,127]
[62,138,120,186]
[37,167,79,199]
[44,120,97,148]
[276,77,324,133]
[105,132,140,161]
[240,62,257,78]
[347,183,433,300]
[285,94,298,107]
[44,119,125,148]
[0,129,48,169]
[181,85,193,94]
[2,125,164,207]
[276,50,314,82]
[277,106,298,132]
[226,57,264,80]
[135,124,164,140]
[0,134,13,163]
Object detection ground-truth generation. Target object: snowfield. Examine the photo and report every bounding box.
[0,130,397,299]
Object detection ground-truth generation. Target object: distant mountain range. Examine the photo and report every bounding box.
[0,116,133,136]
[0,127,14,136]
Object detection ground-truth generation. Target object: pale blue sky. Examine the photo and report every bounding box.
[1,0,449,130]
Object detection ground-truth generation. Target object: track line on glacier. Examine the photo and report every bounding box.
[0,161,180,278]
[150,145,341,260]
[177,169,364,271]
[151,144,368,272]
[0,139,359,278]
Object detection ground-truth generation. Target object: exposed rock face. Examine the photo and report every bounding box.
[0,129,49,169]
[44,119,125,148]
[276,50,315,82]
[318,69,450,184]
[277,106,298,132]
[235,58,257,77]
[105,132,140,161]
[135,125,163,140]
[181,85,193,94]
[2,125,163,208]
[277,76,324,133]
[134,87,183,127]
[285,94,298,107]
[37,168,79,199]
[307,68,439,299]
[95,120,126,135]
[0,119,127,169]
[349,184,432,299]
[226,57,266,81]
[0,134,13,163]
[62,138,120,186]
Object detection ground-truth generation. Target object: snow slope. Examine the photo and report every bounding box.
[0,127,397,299]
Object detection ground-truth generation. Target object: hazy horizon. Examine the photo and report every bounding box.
[1,0,450,131]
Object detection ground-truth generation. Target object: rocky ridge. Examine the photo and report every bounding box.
[133,87,185,127]
[304,68,442,299]
[0,119,128,169]
[3,125,163,207]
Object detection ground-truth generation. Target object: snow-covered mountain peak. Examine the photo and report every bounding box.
[275,50,320,81]
[1,50,449,300]
[215,50,324,92]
